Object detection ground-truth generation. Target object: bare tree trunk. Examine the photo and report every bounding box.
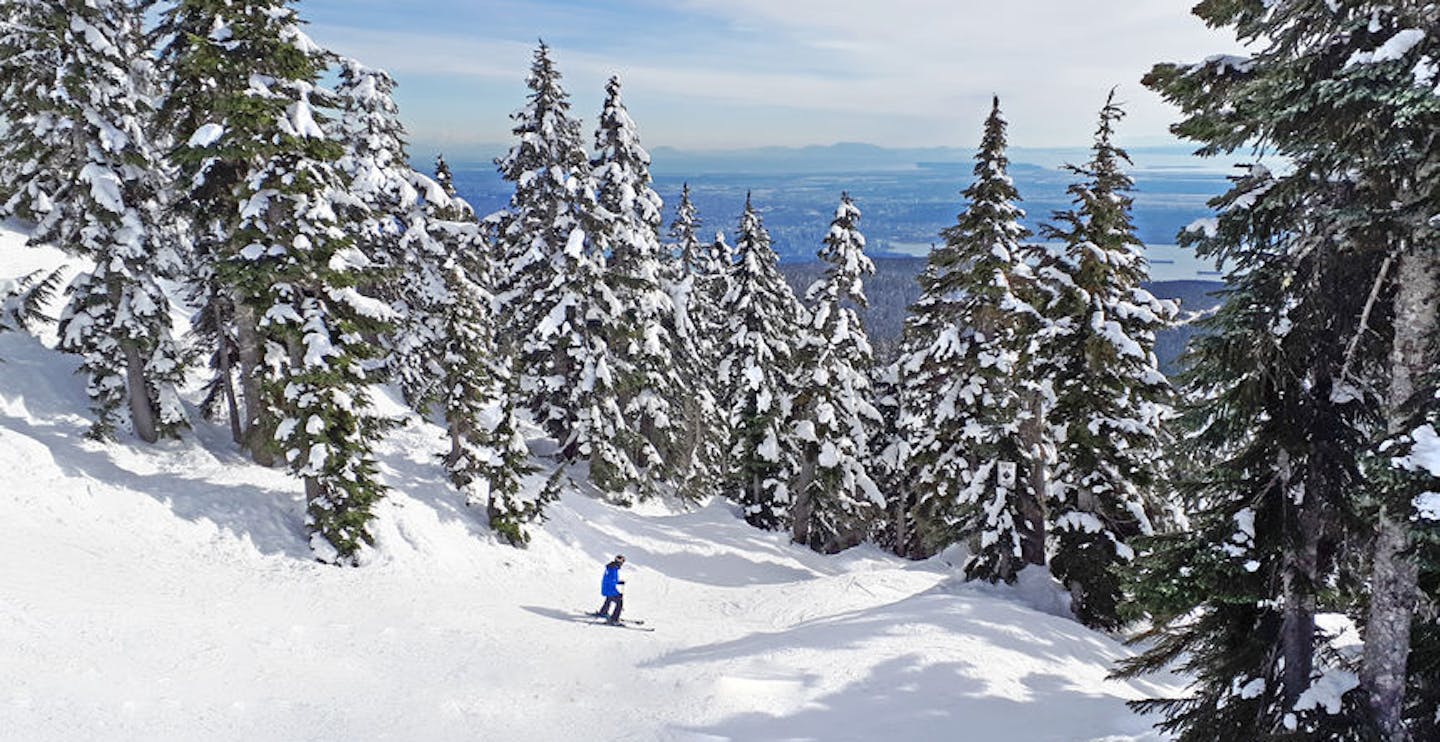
[1364,515,1418,739]
[893,480,912,557]
[445,415,467,469]
[680,394,704,497]
[233,302,274,467]
[217,331,243,445]
[1020,392,1048,566]
[1362,247,1433,741]
[121,340,158,444]
[792,456,816,547]
[1017,481,1047,567]
[106,277,158,444]
[1280,494,1320,708]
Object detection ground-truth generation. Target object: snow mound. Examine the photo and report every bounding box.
[0,222,1179,741]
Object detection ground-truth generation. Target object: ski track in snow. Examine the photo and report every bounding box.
[0,223,1180,741]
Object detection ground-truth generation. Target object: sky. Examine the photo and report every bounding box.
[298,0,1242,157]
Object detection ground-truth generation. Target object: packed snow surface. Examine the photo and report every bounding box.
[0,223,1178,741]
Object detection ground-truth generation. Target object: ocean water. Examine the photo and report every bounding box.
[441,154,1228,281]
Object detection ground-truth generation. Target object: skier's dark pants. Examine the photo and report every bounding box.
[599,594,623,622]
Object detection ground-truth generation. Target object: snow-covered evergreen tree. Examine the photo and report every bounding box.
[333,58,449,410]
[433,154,459,202]
[868,359,912,554]
[671,185,704,277]
[887,242,961,559]
[495,43,632,498]
[692,222,741,503]
[1035,93,1176,629]
[1118,164,1380,741]
[0,266,62,342]
[493,40,590,347]
[914,99,1044,582]
[157,0,290,461]
[436,227,543,546]
[693,221,739,376]
[665,185,710,376]
[591,75,683,497]
[0,0,189,443]
[789,194,884,553]
[719,196,803,530]
[0,0,58,219]
[412,152,544,543]
[250,121,395,566]
[893,136,1036,561]
[162,0,394,564]
[666,185,727,502]
[1127,4,1440,737]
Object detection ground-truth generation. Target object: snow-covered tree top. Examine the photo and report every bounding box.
[157,0,345,228]
[669,183,704,272]
[728,195,803,348]
[593,75,663,237]
[1045,92,1157,295]
[336,58,401,145]
[496,42,587,185]
[919,97,1034,321]
[594,77,652,173]
[336,57,419,213]
[734,195,777,277]
[808,193,874,313]
[434,154,457,197]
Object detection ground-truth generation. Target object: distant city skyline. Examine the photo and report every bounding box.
[299,0,1241,156]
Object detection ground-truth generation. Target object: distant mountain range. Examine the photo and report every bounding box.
[418,141,1229,177]
[649,142,1229,176]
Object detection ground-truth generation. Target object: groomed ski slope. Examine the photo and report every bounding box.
[0,223,1180,741]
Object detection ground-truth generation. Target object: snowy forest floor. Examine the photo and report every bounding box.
[0,223,1183,741]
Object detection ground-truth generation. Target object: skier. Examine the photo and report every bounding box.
[595,555,626,624]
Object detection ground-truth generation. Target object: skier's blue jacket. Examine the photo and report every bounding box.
[601,561,623,597]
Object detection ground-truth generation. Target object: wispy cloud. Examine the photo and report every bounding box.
[299,0,1240,150]
[311,27,530,81]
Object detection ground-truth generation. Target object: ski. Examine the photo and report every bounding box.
[578,610,644,625]
[600,620,654,632]
[579,611,652,630]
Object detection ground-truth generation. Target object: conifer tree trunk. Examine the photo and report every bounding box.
[893,493,913,558]
[1367,515,1419,740]
[1018,490,1046,567]
[792,458,816,547]
[1020,394,1047,567]
[121,340,159,444]
[234,303,274,467]
[217,329,243,445]
[680,394,707,495]
[1280,480,1320,708]
[303,474,327,524]
[108,276,160,444]
[446,424,468,470]
[1279,343,1337,709]
[1363,246,1433,741]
